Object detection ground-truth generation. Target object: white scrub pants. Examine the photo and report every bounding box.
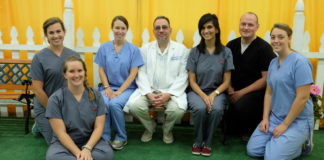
[129,95,185,134]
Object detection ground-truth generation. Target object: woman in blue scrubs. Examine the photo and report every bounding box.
[247,23,314,160]
[46,56,113,160]
[94,16,144,150]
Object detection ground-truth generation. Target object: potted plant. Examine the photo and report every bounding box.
[310,84,323,130]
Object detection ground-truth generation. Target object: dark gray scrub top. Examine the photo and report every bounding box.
[45,88,106,146]
[30,47,80,112]
[186,47,234,93]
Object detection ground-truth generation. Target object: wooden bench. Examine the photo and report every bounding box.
[0,59,34,134]
[0,59,32,98]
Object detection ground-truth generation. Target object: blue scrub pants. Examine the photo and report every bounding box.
[187,91,227,147]
[247,113,311,160]
[101,89,134,142]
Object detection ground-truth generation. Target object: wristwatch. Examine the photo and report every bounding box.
[103,85,110,89]
[82,145,92,151]
[215,90,220,95]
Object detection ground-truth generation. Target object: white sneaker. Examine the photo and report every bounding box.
[163,132,174,144]
[141,121,156,142]
[141,130,154,142]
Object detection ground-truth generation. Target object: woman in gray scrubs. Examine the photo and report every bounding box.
[30,17,79,144]
[186,13,234,156]
[46,56,113,160]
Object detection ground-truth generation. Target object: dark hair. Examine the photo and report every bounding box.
[197,13,224,54]
[63,56,95,101]
[153,16,170,26]
[111,16,129,29]
[43,17,65,36]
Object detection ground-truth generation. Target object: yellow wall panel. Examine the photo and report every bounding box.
[1,0,322,50]
[84,52,94,86]
[1,0,323,87]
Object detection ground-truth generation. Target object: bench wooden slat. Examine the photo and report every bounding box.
[0,59,32,64]
[0,93,23,100]
[0,84,27,90]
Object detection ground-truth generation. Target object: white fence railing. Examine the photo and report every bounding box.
[1,0,324,96]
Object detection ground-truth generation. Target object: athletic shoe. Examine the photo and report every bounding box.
[163,132,174,144]
[141,122,156,142]
[302,130,314,155]
[201,146,212,156]
[31,122,41,136]
[111,140,127,150]
[141,130,154,142]
[192,144,201,155]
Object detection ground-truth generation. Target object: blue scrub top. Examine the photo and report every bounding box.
[94,41,144,90]
[267,52,313,121]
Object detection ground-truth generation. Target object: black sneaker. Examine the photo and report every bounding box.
[302,130,314,155]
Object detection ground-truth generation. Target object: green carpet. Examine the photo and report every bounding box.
[0,118,323,160]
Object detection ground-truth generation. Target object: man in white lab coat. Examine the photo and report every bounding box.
[124,16,188,144]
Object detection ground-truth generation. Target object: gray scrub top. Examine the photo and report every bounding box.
[30,47,80,111]
[186,47,234,93]
[45,87,106,146]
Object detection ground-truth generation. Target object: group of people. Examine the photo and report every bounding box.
[30,11,314,160]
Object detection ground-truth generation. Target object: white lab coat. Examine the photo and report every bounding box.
[124,40,189,112]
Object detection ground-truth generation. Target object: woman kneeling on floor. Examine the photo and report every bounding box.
[247,23,314,160]
[46,56,113,160]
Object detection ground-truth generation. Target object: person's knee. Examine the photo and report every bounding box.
[46,155,56,160]
[246,140,265,158]
[246,145,263,158]
[192,106,207,116]
[167,108,185,120]
[129,100,147,115]
[39,128,52,145]
[46,150,62,160]
[104,149,114,160]
[210,107,224,117]
[46,151,55,160]
[101,94,110,104]
[264,145,298,160]
[231,102,246,113]
[93,151,114,160]
[92,147,114,160]
[176,108,185,117]
[108,101,122,112]
[264,151,283,160]
[129,102,140,113]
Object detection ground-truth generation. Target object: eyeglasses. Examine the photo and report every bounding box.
[154,25,169,31]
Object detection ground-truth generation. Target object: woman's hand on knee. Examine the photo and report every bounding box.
[259,119,269,133]
[272,122,288,138]
[76,149,93,160]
